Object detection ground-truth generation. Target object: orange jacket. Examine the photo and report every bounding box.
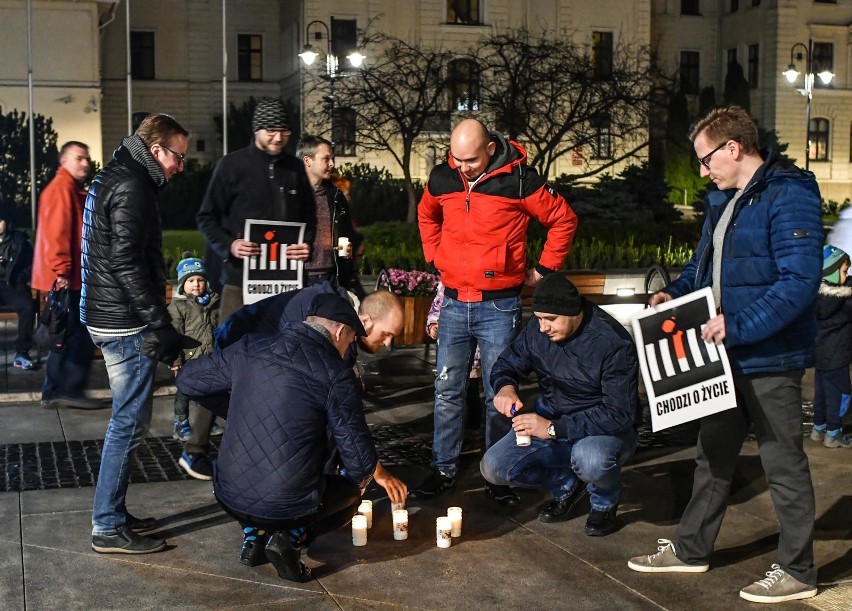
[418,137,577,302]
[32,167,86,291]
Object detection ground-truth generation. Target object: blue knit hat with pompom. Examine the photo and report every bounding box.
[176,253,207,294]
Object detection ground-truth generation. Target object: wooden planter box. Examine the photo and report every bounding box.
[400,295,432,345]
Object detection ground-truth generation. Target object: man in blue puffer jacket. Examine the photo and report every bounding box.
[177,293,378,582]
[628,106,822,605]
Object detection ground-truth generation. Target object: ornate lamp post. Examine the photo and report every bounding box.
[298,20,364,143]
[782,39,834,171]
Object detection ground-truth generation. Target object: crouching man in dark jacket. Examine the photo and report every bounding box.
[480,274,641,536]
[177,293,377,582]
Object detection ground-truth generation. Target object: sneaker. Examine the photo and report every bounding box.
[13,353,35,370]
[172,419,192,442]
[739,564,817,603]
[585,505,618,537]
[125,512,157,533]
[209,422,225,437]
[485,483,521,506]
[264,532,312,582]
[823,431,852,448]
[628,539,709,573]
[178,452,213,480]
[538,487,589,523]
[408,470,455,499]
[92,527,166,554]
[49,395,106,410]
[809,426,826,442]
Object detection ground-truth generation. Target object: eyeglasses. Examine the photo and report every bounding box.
[698,141,728,170]
[161,145,186,164]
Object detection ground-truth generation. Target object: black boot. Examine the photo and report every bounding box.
[265,532,312,582]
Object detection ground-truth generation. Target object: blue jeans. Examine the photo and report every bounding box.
[433,295,521,476]
[89,330,158,536]
[42,291,95,401]
[480,416,638,511]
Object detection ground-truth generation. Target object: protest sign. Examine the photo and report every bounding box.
[242,220,305,305]
[631,287,737,431]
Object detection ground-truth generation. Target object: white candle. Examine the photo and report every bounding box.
[436,516,452,548]
[358,500,373,529]
[516,430,531,446]
[352,514,368,546]
[447,506,463,537]
[392,509,409,540]
[337,236,351,258]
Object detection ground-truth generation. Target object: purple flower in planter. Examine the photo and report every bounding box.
[378,268,439,297]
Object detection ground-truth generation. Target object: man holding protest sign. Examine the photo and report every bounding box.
[628,106,822,604]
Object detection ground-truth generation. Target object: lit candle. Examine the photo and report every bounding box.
[392,509,409,540]
[352,514,368,546]
[516,430,531,446]
[391,501,405,512]
[337,236,351,258]
[436,516,452,548]
[447,506,463,537]
[357,500,373,529]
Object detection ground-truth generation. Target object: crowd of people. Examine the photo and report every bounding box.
[9,101,845,604]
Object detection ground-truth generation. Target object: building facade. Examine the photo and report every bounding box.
[3,1,851,202]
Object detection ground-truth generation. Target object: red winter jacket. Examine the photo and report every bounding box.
[32,167,86,292]
[418,135,577,302]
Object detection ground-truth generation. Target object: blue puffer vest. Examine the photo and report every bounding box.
[664,149,823,375]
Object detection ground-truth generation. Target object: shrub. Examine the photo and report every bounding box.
[158,159,214,229]
[339,163,423,226]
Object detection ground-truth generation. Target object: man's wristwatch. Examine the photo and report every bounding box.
[547,422,556,439]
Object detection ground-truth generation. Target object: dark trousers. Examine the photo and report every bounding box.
[173,390,190,421]
[0,281,34,354]
[42,291,95,400]
[675,371,816,585]
[812,365,851,431]
[184,284,242,454]
[217,474,361,536]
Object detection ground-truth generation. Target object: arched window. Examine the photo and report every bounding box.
[447,58,479,112]
[808,118,829,162]
[333,107,356,157]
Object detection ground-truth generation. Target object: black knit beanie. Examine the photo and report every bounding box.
[532,273,582,316]
[252,99,290,132]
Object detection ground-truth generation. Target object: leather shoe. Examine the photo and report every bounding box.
[125,513,157,533]
[264,533,312,582]
[240,538,269,567]
[485,483,521,506]
[538,487,589,523]
[585,505,619,537]
[92,527,166,554]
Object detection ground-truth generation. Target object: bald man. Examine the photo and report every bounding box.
[414,118,578,505]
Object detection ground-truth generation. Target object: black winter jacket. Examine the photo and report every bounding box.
[815,281,852,370]
[80,142,171,331]
[196,143,316,287]
[177,322,378,521]
[491,301,641,441]
[0,229,33,289]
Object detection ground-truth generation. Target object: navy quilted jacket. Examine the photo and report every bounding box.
[177,322,378,521]
[664,149,823,375]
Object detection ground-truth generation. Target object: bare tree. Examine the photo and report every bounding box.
[305,33,454,223]
[472,29,657,180]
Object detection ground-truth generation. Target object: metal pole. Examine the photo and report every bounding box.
[804,39,812,172]
[126,0,132,135]
[27,0,36,229]
[222,0,228,154]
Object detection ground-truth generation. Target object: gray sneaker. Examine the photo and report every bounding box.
[739,564,817,603]
[823,431,852,448]
[628,539,709,573]
[809,427,825,442]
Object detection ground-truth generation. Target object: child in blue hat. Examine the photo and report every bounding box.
[813,245,852,448]
[168,253,222,453]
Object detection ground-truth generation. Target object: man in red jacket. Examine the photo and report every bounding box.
[412,118,578,504]
[32,141,101,409]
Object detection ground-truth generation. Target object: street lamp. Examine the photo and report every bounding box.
[782,39,834,171]
[298,20,364,143]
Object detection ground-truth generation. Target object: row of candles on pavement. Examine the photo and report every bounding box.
[352,500,463,548]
